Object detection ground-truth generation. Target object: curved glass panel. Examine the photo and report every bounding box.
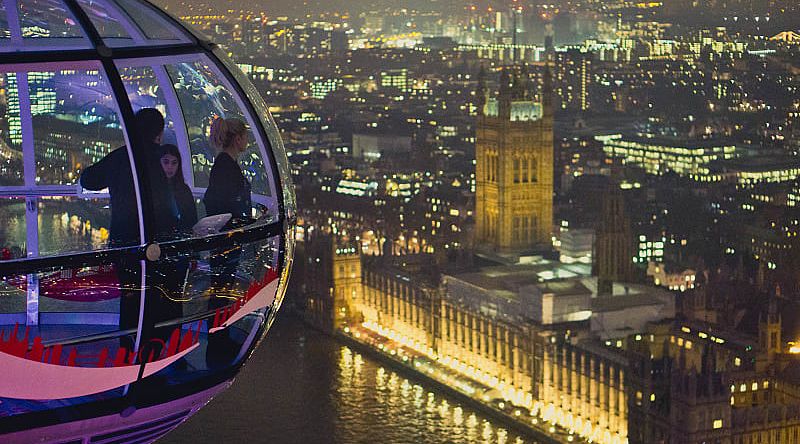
[0,257,142,416]
[117,64,181,147]
[0,62,142,256]
[0,229,281,418]
[111,0,191,43]
[0,197,26,258]
[165,57,274,211]
[37,196,111,255]
[12,0,94,51]
[77,0,132,42]
[0,4,9,38]
[213,48,295,220]
[19,0,82,38]
[0,73,23,186]
[211,51,295,318]
[1,0,94,52]
[152,235,280,380]
[30,65,125,186]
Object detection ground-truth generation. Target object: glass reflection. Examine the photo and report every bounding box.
[0,234,281,416]
[113,0,189,42]
[37,196,111,255]
[213,49,295,218]
[0,73,23,186]
[0,198,26,258]
[0,4,8,34]
[30,67,124,186]
[118,64,180,147]
[166,59,272,198]
[77,0,130,40]
[18,0,83,38]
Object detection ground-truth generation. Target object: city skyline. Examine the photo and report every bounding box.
[1,0,800,442]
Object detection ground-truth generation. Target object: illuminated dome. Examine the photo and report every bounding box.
[0,0,295,441]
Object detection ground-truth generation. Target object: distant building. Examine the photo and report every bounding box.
[596,187,635,295]
[646,261,696,292]
[596,134,736,180]
[559,227,594,264]
[351,133,412,160]
[555,50,593,112]
[475,66,554,253]
[379,68,409,92]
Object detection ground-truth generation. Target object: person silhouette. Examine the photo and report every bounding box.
[80,108,178,354]
[160,143,198,233]
[80,108,176,246]
[204,117,253,292]
[203,117,253,368]
[203,117,252,225]
[154,144,197,328]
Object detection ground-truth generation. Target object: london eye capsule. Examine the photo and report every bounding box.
[0,0,295,441]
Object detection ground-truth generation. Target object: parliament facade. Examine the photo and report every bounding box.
[298,233,800,444]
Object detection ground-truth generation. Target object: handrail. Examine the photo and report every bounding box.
[0,186,274,202]
[0,217,287,276]
[37,306,228,348]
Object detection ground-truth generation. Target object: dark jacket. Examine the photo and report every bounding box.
[174,182,198,232]
[203,152,252,222]
[80,144,177,245]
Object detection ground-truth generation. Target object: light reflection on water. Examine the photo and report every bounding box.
[163,315,537,444]
[0,200,110,257]
[333,322,533,444]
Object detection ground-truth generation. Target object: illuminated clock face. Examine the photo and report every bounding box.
[0,0,294,439]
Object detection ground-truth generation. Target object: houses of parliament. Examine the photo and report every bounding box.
[294,62,800,444]
[474,64,554,253]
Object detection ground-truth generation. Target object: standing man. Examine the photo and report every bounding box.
[80,108,178,354]
[80,108,178,245]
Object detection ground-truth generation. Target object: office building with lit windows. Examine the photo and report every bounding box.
[596,134,736,179]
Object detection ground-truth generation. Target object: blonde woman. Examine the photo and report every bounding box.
[203,117,252,224]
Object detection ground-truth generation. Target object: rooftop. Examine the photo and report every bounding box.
[714,155,800,172]
[447,260,592,301]
[604,133,737,149]
[591,292,667,313]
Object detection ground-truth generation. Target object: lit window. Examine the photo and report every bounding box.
[713,419,723,429]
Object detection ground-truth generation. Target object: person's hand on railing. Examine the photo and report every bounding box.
[76,182,109,199]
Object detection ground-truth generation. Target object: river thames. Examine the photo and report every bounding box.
[161,314,541,444]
